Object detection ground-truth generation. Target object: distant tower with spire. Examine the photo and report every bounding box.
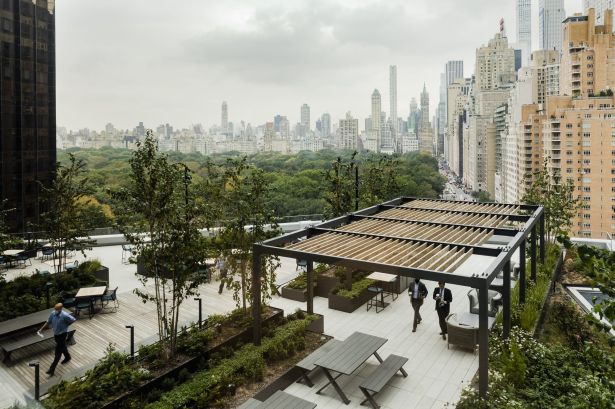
[418,84,433,154]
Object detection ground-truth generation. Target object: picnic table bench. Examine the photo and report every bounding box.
[0,310,52,338]
[295,338,341,387]
[238,390,316,409]
[315,331,387,404]
[0,329,76,364]
[359,354,408,409]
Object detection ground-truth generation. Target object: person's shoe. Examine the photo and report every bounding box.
[412,328,416,333]
[61,357,71,365]
[45,369,54,376]
[442,334,447,340]
[439,332,444,335]
[418,319,422,324]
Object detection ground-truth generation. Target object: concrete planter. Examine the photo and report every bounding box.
[93,266,110,283]
[280,283,317,303]
[304,311,324,334]
[316,275,340,297]
[328,289,373,313]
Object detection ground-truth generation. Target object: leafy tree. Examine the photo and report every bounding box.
[213,158,280,312]
[112,132,208,358]
[359,155,401,207]
[522,161,579,243]
[39,154,96,273]
[322,153,358,218]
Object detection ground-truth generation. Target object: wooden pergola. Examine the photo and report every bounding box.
[251,197,545,398]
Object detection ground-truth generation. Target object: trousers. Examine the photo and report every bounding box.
[50,332,71,372]
[411,298,423,330]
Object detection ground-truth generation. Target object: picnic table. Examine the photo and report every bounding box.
[0,309,52,338]
[315,331,387,404]
[76,286,107,318]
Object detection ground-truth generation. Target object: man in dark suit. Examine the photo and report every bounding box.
[433,281,453,340]
[408,278,428,332]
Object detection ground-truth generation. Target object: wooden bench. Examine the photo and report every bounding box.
[0,329,76,364]
[359,354,408,409]
[295,338,341,387]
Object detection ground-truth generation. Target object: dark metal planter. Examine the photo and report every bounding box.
[95,307,284,409]
[328,289,372,313]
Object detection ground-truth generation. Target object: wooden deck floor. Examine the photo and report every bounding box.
[0,281,237,407]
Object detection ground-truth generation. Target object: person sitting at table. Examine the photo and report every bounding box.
[38,303,76,376]
[408,278,428,332]
[433,281,452,340]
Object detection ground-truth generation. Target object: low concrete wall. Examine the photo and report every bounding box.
[89,220,320,247]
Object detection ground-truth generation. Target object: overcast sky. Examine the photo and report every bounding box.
[56,0,582,132]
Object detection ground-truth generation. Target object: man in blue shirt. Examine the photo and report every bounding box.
[38,303,76,376]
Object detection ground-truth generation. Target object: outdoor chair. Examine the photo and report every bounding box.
[121,244,133,263]
[366,286,385,312]
[65,260,79,273]
[74,299,91,317]
[446,313,478,353]
[468,289,501,317]
[41,246,54,261]
[15,253,31,268]
[102,287,119,311]
[60,292,77,308]
[296,259,307,271]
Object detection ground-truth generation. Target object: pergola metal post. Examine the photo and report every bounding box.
[519,240,526,304]
[539,212,545,264]
[252,246,262,346]
[530,224,537,282]
[502,260,511,340]
[478,281,489,399]
[306,261,314,314]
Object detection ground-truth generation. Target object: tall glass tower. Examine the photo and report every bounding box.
[0,0,56,233]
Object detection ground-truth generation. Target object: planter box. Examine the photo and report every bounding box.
[316,275,340,298]
[328,289,373,313]
[93,266,110,283]
[281,286,308,302]
[304,311,324,334]
[96,306,284,409]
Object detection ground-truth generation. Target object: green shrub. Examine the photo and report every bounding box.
[145,315,317,409]
[44,346,151,409]
[333,277,375,299]
[0,262,98,321]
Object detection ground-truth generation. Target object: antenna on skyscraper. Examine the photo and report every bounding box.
[500,18,506,36]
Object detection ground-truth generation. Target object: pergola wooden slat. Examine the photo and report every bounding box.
[252,196,545,399]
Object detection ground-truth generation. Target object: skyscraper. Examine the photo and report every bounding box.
[517,0,532,65]
[321,113,331,138]
[539,0,565,52]
[389,65,398,138]
[221,101,228,134]
[418,84,433,154]
[0,0,56,232]
[339,112,358,150]
[445,61,464,87]
[300,104,310,132]
[371,89,382,151]
[584,0,615,25]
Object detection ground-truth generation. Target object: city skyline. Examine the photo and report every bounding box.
[57,0,583,131]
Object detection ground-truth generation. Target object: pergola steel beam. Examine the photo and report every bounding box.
[351,214,519,237]
[309,227,501,257]
[380,204,532,222]
[401,196,540,213]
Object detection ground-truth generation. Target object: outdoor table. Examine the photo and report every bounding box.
[254,390,316,409]
[2,249,22,256]
[366,272,398,311]
[458,312,496,329]
[75,286,107,317]
[315,331,387,404]
[0,309,52,339]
